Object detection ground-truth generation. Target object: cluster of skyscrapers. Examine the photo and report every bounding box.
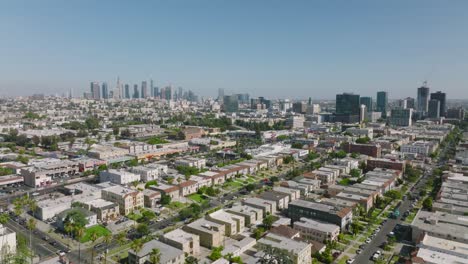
[86,78,197,102]
[334,83,450,126]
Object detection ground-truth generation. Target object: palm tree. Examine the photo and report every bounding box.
[149,248,161,264]
[76,226,85,264]
[103,233,112,264]
[0,213,9,224]
[116,231,127,261]
[90,231,99,264]
[26,218,36,264]
[64,221,74,239]
[12,198,23,217]
[130,238,143,255]
[28,198,37,217]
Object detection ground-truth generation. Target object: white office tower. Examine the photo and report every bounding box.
[114,76,122,99]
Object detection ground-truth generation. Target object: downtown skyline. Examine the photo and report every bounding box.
[1,1,468,99]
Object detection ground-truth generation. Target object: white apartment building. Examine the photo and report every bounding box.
[0,224,16,257]
[100,169,141,185]
[293,217,340,242]
[401,141,437,156]
[131,164,168,182]
[175,157,206,169]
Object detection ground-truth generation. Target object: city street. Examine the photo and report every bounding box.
[352,168,432,263]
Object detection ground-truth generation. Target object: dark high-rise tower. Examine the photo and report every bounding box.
[124,84,130,99]
[360,97,373,112]
[430,91,447,117]
[133,84,139,99]
[417,84,430,114]
[428,99,440,118]
[101,82,109,99]
[376,91,388,117]
[336,93,360,115]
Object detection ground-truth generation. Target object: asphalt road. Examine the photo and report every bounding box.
[353,169,432,263]
[5,219,59,260]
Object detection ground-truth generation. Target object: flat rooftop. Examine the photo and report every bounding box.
[164,229,198,244]
[294,217,340,233]
[258,233,309,254]
[412,211,468,240]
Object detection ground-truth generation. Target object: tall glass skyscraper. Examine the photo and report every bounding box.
[430,91,447,117]
[336,93,360,115]
[417,85,430,114]
[101,82,109,99]
[376,91,388,117]
[359,96,373,112]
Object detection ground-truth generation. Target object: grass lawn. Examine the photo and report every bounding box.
[167,201,186,210]
[223,181,244,189]
[404,211,417,223]
[187,193,206,203]
[357,236,367,243]
[343,233,355,242]
[337,255,350,264]
[80,225,111,243]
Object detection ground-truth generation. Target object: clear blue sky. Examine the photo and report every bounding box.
[1,0,468,99]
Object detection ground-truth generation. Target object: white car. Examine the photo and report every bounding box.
[365,238,372,243]
[346,258,355,264]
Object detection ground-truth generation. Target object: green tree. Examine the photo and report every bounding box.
[26,218,36,264]
[85,117,100,130]
[103,233,112,264]
[130,239,144,257]
[136,223,150,237]
[160,193,172,205]
[185,256,199,264]
[149,248,161,264]
[262,215,275,230]
[423,197,433,210]
[208,246,224,261]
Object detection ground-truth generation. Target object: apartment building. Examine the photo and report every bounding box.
[206,210,245,236]
[0,224,16,256]
[99,169,141,185]
[128,239,184,264]
[183,218,225,248]
[257,233,312,264]
[101,185,143,215]
[83,198,120,222]
[293,217,340,242]
[288,199,353,229]
[131,164,168,182]
[226,205,263,226]
[162,229,200,257]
